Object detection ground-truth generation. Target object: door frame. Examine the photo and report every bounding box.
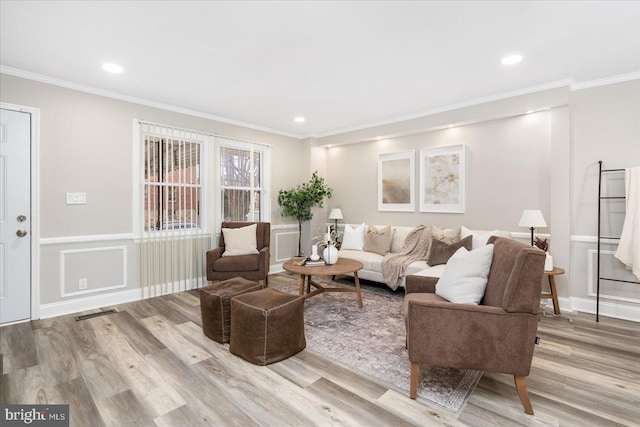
[2,102,40,322]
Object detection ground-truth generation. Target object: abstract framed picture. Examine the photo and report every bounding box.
[419,145,466,213]
[378,150,415,212]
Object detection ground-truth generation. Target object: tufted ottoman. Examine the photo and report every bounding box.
[200,277,263,343]
[230,288,306,365]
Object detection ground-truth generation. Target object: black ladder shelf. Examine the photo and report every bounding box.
[596,161,640,322]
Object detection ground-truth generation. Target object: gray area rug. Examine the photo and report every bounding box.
[273,276,483,415]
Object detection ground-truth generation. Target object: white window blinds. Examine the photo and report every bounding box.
[138,122,210,296]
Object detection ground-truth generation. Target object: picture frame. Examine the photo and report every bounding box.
[378,150,415,212]
[419,145,465,213]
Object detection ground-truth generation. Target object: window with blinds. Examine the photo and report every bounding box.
[219,142,269,222]
[137,122,210,296]
[143,128,203,232]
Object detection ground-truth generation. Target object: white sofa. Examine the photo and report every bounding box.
[338,225,511,288]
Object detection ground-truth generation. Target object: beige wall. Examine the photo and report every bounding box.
[320,79,640,320]
[3,71,639,321]
[568,80,640,320]
[323,110,553,232]
[1,73,305,310]
[0,74,304,234]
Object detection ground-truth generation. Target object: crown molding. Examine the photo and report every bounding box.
[571,71,640,91]
[0,66,302,139]
[4,65,638,141]
[312,79,574,139]
[308,71,640,140]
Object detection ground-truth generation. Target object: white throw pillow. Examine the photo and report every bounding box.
[221,224,259,256]
[435,244,494,305]
[340,223,367,251]
[461,225,500,250]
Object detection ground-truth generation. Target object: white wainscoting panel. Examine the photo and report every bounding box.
[275,231,300,263]
[587,249,640,305]
[60,246,127,297]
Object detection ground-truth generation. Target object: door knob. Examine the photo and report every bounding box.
[17,215,27,222]
[16,229,28,237]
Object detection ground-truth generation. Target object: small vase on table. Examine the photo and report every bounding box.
[310,244,320,261]
[323,244,339,265]
[544,252,553,271]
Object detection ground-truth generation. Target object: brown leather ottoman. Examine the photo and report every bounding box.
[200,277,263,343]
[230,288,306,365]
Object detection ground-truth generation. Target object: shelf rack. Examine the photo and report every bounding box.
[596,161,640,322]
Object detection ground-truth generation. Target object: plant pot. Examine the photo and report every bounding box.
[323,245,339,265]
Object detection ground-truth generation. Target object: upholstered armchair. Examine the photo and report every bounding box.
[206,222,271,287]
[404,236,545,414]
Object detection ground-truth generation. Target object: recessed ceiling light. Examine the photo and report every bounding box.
[102,63,123,73]
[294,117,305,123]
[501,55,522,65]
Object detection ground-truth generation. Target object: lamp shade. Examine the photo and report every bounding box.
[328,208,344,220]
[518,210,547,228]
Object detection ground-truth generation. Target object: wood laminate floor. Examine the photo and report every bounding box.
[1,272,639,426]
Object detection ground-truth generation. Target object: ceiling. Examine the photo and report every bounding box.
[1,1,639,138]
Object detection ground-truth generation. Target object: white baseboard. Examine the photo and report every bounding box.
[39,278,207,319]
[38,273,640,323]
[569,297,640,323]
[270,264,285,274]
[39,288,143,319]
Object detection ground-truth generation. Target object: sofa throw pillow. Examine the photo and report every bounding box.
[425,225,461,259]
[427,235,473,266]
[461,225,502,250]
[435,244,494,305]
[340,223,367,251]
[363,225,393,256]
[221,224,259,257]
[431,225,461,244]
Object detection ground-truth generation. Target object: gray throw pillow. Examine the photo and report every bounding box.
[427,235,473,265]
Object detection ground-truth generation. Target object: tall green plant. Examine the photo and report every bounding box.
[278,171,333,256]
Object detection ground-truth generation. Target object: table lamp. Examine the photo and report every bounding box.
[518,210,547,246]
[328,208,343,233]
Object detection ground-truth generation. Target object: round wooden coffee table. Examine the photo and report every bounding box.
[282,258,364,308]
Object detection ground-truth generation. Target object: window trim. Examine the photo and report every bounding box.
[133,120,210,238]
[217,138,271,228]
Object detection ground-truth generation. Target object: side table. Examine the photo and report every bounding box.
[542,267,565,315]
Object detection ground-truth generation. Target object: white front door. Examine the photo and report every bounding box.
[0,108,32,323]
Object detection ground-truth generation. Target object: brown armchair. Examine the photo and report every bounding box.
[404,236,545,414]
[206,222,271,287]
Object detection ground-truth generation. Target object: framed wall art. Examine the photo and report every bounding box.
[419,145,466,213]
[378,150,415,212]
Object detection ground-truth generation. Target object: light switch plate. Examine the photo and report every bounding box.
[66,192,86,205]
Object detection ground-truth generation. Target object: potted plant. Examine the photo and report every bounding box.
[278,171,333,257]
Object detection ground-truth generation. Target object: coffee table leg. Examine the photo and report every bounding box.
[354,272,363,308]
[299,274,306,296]
[306,275,311,293]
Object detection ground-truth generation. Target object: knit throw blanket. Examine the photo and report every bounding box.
[381,225,433,290]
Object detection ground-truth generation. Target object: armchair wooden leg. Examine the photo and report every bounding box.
[410,362,419,399]
[514,375,534,415]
